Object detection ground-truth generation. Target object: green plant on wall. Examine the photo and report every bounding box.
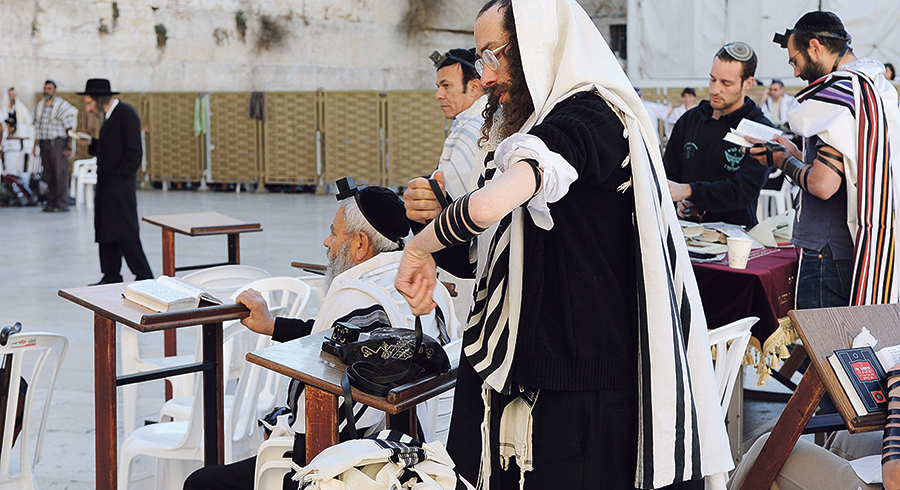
[155,23,167,48]
[255,15,289,52]
[235,11,247,42]
[99,18,109,34]
[112,2,120,31]
[402,0,445,36]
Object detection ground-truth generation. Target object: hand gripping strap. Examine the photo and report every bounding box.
[427,178,451,209]
[434,192,487,248]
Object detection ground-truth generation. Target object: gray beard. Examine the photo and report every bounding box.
[323,241,355,294]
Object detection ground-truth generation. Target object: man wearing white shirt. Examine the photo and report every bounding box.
[760,79,799,130]
[665,87,696,140]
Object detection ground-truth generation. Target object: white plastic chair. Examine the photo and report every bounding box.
[756,170,793,222]
[708,316,758,414]
[157,278,311,436]
[118,321,266,490]
[119,265,272,437]
[0,332,68,490]
[182,265,272,297]
[253,436,293,490]
[70,157,97,208]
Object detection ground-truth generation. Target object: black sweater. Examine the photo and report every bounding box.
[436,92,638,391]
[663,96,773,227]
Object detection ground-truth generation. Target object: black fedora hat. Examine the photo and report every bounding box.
[77,78,120,96]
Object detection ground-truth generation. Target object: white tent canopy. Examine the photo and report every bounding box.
[627,0,900,86]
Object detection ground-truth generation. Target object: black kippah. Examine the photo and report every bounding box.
[793,11,849,38]
[354,187,409,245]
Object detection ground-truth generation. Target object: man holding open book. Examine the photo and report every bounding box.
[745,11,900,309]
[664,42,774,228]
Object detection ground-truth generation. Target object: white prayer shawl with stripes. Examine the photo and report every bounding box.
[465,0,733,488]
[787,59,900,305]
[440,95,488,199]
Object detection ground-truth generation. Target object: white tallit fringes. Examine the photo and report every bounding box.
[617,178,632,193]
[477,384,492,490]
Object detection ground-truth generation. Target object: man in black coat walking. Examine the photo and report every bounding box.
[76,79,153,284]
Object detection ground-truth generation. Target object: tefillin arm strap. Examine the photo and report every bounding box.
[883,369,900,464]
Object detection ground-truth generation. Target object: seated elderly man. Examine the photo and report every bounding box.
[183,178,460,490]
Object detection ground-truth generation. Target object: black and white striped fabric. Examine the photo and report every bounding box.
[461,0,735,488]
[293,429,474,490]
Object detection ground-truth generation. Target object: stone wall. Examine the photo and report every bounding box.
[0,0,485,94]
[0,0,619,95]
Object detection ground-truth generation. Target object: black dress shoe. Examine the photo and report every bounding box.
[88,278,123,286]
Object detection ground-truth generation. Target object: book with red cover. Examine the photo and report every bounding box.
[828,346,888,416]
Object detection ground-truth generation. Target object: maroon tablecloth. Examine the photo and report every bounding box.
[693,247,799,342]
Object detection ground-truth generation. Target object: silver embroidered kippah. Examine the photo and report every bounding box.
[723,42,754,62]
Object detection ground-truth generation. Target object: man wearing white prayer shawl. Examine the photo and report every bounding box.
[184,183,460,490]
[745,11,900,308]
[398,0,732,488]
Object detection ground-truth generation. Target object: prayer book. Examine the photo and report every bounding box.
[828,346,888,416]
[123,276,223,313]
[67,130,91,140]
[723,119,783,147]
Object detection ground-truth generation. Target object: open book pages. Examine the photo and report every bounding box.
[123,276,223,313]
[679,220,703,238]
[66,130,91,140]
[876,344,900,372]
[723,119,783,147]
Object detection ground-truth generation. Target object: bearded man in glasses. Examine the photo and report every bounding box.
[744,11,900,309]
[400,0,732,488]
[664,43,774,228]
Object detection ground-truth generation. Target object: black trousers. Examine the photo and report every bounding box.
[99,240,153,283]
[183,435,303,490]
[38,137,69,210]
[447,356,703,490]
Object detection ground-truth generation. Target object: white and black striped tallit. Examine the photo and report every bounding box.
[463,0,734,488]
[292,429,474,490]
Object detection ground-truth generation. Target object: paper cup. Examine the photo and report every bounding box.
[727,237,753,269]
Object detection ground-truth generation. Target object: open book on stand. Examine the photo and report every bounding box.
[828,346,888,417]
[124,276,223,312]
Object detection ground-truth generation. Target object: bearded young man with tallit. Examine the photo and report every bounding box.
[397,0,732,488]
[746,11,900,308]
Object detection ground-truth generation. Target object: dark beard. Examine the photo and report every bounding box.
[799,50,829,82]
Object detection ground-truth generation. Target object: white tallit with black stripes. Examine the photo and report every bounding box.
[464,0,733,488]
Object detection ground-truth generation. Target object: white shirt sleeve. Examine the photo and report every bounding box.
[493,133,578,230]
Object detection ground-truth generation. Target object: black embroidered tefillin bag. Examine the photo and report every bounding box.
[322,311,451,438]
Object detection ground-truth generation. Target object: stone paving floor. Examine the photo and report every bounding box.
[1,188,339,489]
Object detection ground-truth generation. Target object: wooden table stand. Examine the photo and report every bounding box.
[59,283,249,490]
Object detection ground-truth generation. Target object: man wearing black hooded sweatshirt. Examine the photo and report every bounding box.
[665,42,774,228]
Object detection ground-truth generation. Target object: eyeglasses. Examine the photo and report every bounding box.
[474,42,509,76]
[788,52,800,68]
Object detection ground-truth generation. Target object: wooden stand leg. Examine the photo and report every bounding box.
[162,229,177,400]
[387,407,418,439]
[305,386,339,464]
[95,314,117,490]
[201,322,225,465]
[228,234,240,265]
[739,368,826,490]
